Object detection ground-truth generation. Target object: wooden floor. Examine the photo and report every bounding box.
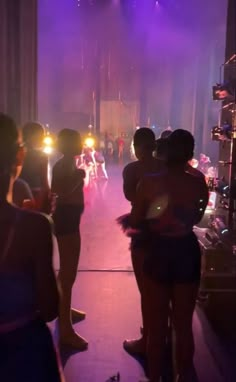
[52,164,236,382]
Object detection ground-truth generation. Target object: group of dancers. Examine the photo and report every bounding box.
[76,144,109,186]
[0,113,208,382]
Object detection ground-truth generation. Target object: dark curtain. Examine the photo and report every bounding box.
[0,0,37,124]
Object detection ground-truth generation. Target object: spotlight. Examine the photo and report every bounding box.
[44,136,53,146]
[216,179,230,199]
[43,133,54,155]
[43,146,53,155]
[211,122,232,141]
[84,136,95,148]
[212,81,235,101]
[209,216,231,243]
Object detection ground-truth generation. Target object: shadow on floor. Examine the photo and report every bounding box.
[123,339,199,382]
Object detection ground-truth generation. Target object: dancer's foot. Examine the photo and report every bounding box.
[60,331,88,351]
[71,308,86,322]
[123,337,146,356]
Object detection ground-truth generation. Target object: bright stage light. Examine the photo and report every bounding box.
[44,136,53,146]
[84,136,95,148]
[43,133,54,155]
[43,146,53,155]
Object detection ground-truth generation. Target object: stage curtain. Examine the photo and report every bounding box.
[0,0,37,124]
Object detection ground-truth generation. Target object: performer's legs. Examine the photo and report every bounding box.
[57,232,88,350]
[101,162,108,179]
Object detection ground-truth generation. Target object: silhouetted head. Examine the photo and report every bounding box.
[57,129,82,157]
[167,129,194,167]
[155,138,169,161]
[22,122,45,149]
[160,129,172,139]
[133,127,155,160]
[0,113,24,199]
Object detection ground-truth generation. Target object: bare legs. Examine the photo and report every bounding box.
[172,283,199,379]
[124,247,147,354]
[144,278,198,382]
[144,278,171,382]
[57,232,88,350]
[131,247,148,342]
[100,163,108,179]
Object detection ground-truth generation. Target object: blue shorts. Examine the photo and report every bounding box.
[143,232,201,284]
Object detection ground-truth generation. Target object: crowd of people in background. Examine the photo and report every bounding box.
[99,131,133,164]
[0,113,209,382]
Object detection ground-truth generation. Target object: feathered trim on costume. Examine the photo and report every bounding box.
[116,213,142,238]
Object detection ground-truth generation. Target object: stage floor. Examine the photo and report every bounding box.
[52,164,236,382]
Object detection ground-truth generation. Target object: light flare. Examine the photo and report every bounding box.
[84,137,95,148]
